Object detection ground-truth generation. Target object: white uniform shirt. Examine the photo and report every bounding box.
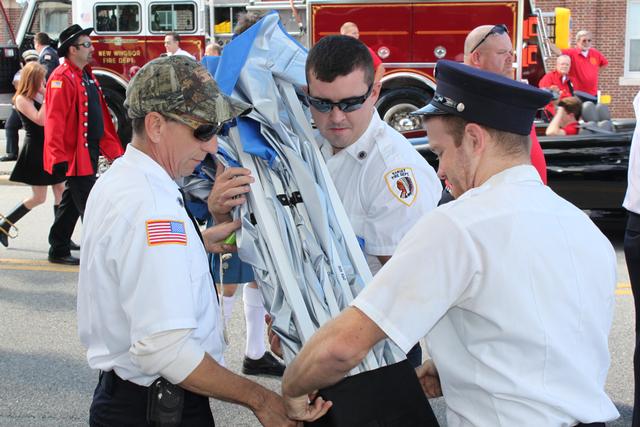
[77,145,225,386]
[169,48,196,60]
[623,90,640,214]
[353,165,619,426]
[318,110,441,274]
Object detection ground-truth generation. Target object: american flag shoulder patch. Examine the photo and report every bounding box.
[146,220,187,246]
[51,80,63,89]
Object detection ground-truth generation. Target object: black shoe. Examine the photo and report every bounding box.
[242,352,285,377]
[69,240,80,251]
[48,254,80,265]
[0,154,17,162]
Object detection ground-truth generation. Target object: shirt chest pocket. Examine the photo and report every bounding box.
[188,250,217,315]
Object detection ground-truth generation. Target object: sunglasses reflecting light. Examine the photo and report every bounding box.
[307,84,373,113]
[73,41,93,48]
[193,122,227,142]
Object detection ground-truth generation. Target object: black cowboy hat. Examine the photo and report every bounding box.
[57,24,94,57]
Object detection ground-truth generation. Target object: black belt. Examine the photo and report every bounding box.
[576,423,605,427]
[100,369,149,395]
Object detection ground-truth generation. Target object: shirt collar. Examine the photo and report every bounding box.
[62,58,91,75]
[124,144,181,194]
[320,108,384,161]
[458,165,542,201]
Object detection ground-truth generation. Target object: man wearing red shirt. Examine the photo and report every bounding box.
[463,24,547,184]
[554,30,608,97]
[546,97,582,136]
[538,55,573,119]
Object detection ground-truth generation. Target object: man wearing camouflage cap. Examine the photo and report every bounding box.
[283,60,618,426]
[77,56,301,426]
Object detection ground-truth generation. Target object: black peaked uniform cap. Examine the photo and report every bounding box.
[413,60,553,136]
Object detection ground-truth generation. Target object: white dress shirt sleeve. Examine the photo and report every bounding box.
[352,210,482,352]
[130,328,205,384]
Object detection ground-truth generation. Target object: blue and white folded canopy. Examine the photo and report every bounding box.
[210,12,405,372]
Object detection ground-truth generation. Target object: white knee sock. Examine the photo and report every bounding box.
[221,293,237,327]
[243,283,266,360]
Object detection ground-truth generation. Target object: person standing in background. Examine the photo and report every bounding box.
[1,51,39,162]
[43,24,123,265]
[34,32,60,81]
[552,30,608,97]
[164,32,196,59]
[0,63,66,247]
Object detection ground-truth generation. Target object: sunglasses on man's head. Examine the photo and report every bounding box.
[470,24,508,53]
[306,84,373,113]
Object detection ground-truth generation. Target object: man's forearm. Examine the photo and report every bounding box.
[180,353,271,412]
[282,311,377,397]
[282,332,356,398]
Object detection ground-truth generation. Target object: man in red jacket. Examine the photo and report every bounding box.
[44,24,124,265]
[552,30,608,97]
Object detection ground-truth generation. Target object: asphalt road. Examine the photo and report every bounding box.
[0,133,635,426]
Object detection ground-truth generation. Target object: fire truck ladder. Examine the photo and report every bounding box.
[533,8,555,66]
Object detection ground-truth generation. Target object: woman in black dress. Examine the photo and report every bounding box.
[0,62,65,247]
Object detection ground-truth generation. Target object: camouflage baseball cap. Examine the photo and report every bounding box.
[125,55,251,129]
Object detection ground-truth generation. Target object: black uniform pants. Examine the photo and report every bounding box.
[4,108,21,156]
[48,174,96,257]
[625,211,640,427]
[90,370,214,427]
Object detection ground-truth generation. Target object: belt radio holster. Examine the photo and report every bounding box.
[147,377,184,427]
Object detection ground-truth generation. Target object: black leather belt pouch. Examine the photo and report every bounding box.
[146,377,184,427]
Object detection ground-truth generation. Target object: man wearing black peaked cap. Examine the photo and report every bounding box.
[43,24,123,265]
[282,60,619,426]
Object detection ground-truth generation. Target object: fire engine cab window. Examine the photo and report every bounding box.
[95,4,140,33]
[150,3,196,33]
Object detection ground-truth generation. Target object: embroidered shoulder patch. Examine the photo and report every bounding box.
[146,220,187,246]
[385,167,418,206]
[51,80,63,89]
[44,54,52,60]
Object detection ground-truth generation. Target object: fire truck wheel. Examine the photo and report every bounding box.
[102,86,131,147]
[376,87,431,133]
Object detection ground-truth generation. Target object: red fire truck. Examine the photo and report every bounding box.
[0,0,562,141]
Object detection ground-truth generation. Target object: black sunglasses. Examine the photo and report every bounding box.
[470,24,508,53]
[307,84,373,113]
[192,122,228,142]
[73,41,93,49]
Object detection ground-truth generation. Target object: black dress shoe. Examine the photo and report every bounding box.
[0,154,17,162]
[69,240,80,251]
[48,254,80,265]
[242,352,285,377]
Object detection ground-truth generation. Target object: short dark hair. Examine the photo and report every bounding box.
[234,12,262,35]
[439,115,530,155]
[35,32,51,46]
[558,96,582,120]
[306,35,374,87]
[132,117,145,136]
[166,32,180,42]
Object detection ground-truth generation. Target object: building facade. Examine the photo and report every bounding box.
[537,0,639,118]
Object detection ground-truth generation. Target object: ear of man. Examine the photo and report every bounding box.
[145,112,165,143]
[463,122,489,156]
